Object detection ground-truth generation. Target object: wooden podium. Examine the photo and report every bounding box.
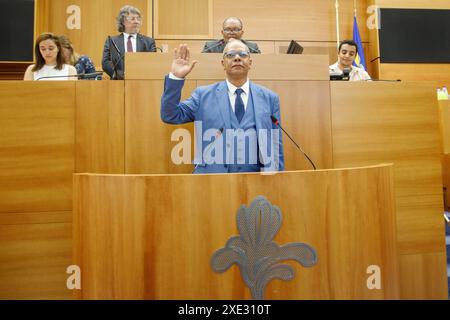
[73,165,399,299]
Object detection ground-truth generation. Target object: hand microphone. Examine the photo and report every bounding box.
[203,39,225,53]
[342,67,351,80]
[270,115,316,170]
[192,127,224,173]
[36,72,104,81]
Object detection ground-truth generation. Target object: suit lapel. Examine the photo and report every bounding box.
[215,81,231,130]
[136,34,142,52]
[250,82,270,132]
[117,34,125,55]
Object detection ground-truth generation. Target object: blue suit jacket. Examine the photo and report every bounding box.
[161,76,284,173]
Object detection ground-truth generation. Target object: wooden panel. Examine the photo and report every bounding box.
[35,0,50,39]
[154,0,212,38]
[0,211,71,226]
[0,82,75,213]
[443,154,450,211]
[379,64,450,83]
[212,0,369,42]
[331,81,447,299]
[396,195,446,254]
[155,39,276,54]
[126,53,329,80]
[125,80,196,174]
[255,81,333,170]
[332,82,442,196]
[74,165,400,299]
[438,100,450,153]
[44,0,151,73]
[75,81,125,173]
[0,222,72,299]
[399,252,449,299]
[73,176,146,299]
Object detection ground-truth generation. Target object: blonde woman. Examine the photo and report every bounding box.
[59,35,97,77]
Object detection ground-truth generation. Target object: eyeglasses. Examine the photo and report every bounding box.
[125,16,142,22]
[223,50,250,59]
[223,28,242,33]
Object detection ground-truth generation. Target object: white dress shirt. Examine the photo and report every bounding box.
[123,33,137,52]
[225,79,250,112]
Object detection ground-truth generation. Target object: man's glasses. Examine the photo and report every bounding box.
[125,16,142,22]
[223,28,242,34]
[223,50,250,59]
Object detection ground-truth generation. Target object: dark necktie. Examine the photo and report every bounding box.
[127,35,133,52]
[235,88,245,123]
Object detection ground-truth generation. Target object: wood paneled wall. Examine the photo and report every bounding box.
[30,0,370,77]
[331,82,448,299]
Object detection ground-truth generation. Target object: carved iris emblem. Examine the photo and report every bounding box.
[211,196,318,300]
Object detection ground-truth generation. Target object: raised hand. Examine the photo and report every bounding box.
[171,44,198,78]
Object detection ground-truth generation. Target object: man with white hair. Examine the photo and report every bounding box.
[102,5,156,79]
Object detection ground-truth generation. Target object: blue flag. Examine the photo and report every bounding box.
[352,15,367,70]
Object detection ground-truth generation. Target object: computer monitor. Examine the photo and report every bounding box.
[286,40,304,54]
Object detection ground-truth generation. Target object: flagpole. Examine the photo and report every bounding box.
[335,0,340,48]
[354,0,357,16]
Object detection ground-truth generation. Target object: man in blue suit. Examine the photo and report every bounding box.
[161,40,284,174]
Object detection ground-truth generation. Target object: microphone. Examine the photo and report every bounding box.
[79,71,104,80]
[108,35,121,55]
[203,39,225,53]
[364,78,401,82]
[370,56,380,63]
[36,71,103,81]
[192,127,224,173]
[155,47,164,53]
[270,115,316,170]
[108,36,125,80]
[330,67,351,81]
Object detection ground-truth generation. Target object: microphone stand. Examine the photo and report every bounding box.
[108,36,124,80]
[36,72,104,81]
[271,115,316,170]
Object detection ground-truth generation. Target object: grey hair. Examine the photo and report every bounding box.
[116,5,142,32]
[223,39,250,53]
[222,17,243,29]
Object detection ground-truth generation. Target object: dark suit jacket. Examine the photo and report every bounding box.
[102,33,156,79]
[202,39,261,54]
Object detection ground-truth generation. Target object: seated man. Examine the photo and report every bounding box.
[202,17,261,54]
[102,5,156,79]
[329,40,371,81]
[161,40,283,174]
